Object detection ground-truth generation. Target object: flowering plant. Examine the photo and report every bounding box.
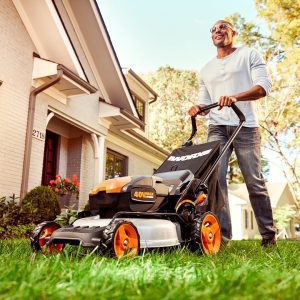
[48,175,80,198]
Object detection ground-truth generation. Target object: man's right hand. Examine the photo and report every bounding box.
[188,105,210,117]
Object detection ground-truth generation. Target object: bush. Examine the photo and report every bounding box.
[0,223,36,239]
[0,195,28,227]
[21,186,61,224]
[55,206,79,226]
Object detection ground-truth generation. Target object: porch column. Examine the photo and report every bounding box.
[91,133,106,184]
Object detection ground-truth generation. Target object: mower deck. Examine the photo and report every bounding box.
[49,216,182,248]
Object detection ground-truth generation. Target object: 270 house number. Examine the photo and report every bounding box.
[32,129,45,141]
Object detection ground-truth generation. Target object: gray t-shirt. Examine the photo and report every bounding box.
[198,47,272,127]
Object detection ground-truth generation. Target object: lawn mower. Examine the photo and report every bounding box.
[31,103,245,258]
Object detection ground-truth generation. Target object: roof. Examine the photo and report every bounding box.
[228,181,297,208]
[123,68,158,102]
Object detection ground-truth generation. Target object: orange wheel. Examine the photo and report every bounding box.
[200,213,221,255]
[112,221,140,258]
[190,212,221,255]
[31,222,64,254]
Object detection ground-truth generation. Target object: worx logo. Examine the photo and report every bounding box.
[167,149,212,162]
[133,191,155,199]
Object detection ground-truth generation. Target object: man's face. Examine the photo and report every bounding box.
[211,21,236,48]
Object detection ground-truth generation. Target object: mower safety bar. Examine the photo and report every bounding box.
[182,102,245,147]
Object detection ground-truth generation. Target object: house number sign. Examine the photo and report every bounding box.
[32,129,45,141]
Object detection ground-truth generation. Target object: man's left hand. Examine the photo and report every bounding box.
[218,96,237,110]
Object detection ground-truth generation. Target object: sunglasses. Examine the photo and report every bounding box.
[210,23,234,33]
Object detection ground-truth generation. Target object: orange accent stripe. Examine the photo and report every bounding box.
[90,176,132,194]
[175,199,195,213]
[195,194,207,205]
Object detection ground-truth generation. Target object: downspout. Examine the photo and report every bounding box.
[20,68,64,200]
[149,95,157,104]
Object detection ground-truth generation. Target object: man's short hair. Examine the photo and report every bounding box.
[213,20,236,32]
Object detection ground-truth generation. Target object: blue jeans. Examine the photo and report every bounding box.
[208,125,276,240]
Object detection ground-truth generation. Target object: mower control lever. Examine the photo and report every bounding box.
[182,102,245,147]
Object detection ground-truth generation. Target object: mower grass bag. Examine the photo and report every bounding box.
[30,103,245,258]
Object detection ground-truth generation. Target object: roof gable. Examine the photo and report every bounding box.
[13,0,139,119]
[229,181,296,208]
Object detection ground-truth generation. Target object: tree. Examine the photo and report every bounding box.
[144,66,207,152]
[273,204,297,238]
[225,1,300,204]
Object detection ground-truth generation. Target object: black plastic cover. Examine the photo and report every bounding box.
[155,141,220,179]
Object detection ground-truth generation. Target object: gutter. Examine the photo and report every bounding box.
[20,61,97,200]
[126,69,158,104]
[20,69,64,200]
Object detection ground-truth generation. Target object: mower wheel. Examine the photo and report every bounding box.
[31,221,64,254]
[101,220,140,258]
[190,212,221,255]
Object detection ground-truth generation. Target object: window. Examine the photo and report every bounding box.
[105,149,128,179]
[132,94,145,122]
[244,210,248,229]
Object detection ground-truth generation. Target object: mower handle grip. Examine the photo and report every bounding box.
[182,102,245,147]
[198,102,245,122]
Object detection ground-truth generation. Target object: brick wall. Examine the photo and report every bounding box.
[67,136,82,180]
[0,0,35,197]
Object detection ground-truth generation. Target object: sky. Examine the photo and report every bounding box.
[98,0,262,73]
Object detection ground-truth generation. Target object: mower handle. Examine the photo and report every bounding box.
[182,102,245,147]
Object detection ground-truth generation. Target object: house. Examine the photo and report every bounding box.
[0,0,168,209]
[229,181,297,240]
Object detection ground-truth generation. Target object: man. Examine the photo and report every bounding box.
[188,20,276,246]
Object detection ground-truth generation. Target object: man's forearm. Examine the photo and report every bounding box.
[233,85,266,101]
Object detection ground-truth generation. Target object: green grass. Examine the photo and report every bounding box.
[0,240,299,300]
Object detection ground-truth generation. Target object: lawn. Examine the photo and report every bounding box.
[0,239,299,300]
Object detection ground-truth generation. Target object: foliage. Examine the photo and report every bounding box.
[55,206,79,226]
[48,174,80,198]
[0,194,38,239]
[21,186,60,224]
[273,204,297,230]
[144,66,207,151]
[0,240,299,299]
[0,195,29,228]
[0,224,36,239]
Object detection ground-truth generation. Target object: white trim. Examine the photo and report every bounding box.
[91,133,99,159]
[45,0,86,80]
[106,132,164,165]
[89,0,139,118]
[48,106,108,136]
[12,0,48,57]
[46,112,55,126]
[61,0,111,102]
[34,79,67,104]
[90,134,106,184]
[98,135,106,182]
[32,58,57,79]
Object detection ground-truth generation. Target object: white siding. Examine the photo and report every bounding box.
[0,0,36,197]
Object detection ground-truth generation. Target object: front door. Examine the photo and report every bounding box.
[42,131,59,186]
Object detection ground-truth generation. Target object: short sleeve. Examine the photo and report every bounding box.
[250,49,272,95]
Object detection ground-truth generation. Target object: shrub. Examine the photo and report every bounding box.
[0,195,28,227]
[0,223,36,239]
[55,205,79,226]
[0,195,35,239]
[21,186,60,224]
